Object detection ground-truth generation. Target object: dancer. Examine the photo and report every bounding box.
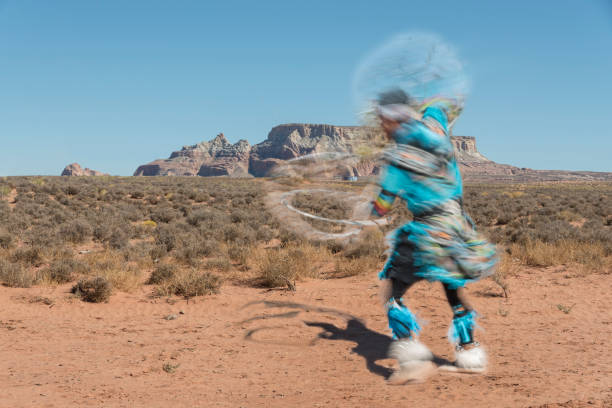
[371,89,497,384]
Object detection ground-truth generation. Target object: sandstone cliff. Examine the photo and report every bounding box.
[249,124,382,177]
[134,133,252,177]
[133,125,611,182]
[61,163,108,176]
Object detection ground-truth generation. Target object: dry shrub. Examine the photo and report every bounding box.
[248,243,331,288]
[155,225,178,252]
[149,244,168,261]
[509,239,610,273]
[291,191,351,234]
[173,270,221,297]
[205,257,232,272]
[0,229,13,249]
[11,247,44,267]
[83,250,142,292]
[175,238,219,266]
[106,228,129,249]
[58,219,92,244]
[227,242,250,264]
[41,258,89,284]
[489,252,518,297]
[0,260,36,287]
[343,228,386,259]
[501,191,525,198]
[71,277,112,303]
[147,263,177,284]
[154,269,221,298]
[333,256,380,278]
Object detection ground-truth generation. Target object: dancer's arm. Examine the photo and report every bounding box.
[394,104,452,156]
[372,189,395,217]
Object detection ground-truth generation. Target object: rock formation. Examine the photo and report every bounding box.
[134,133,252,177]
[134,125,612,182]
[61,163,108,176]
[452,136,489,163]
[249,124,381,177]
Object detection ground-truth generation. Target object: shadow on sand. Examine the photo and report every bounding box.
[241,300,454,380]
[305,319,394,378]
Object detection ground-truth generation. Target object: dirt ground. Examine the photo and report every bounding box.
[1,267,611,408]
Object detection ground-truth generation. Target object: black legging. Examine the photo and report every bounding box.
[390,277,472,312]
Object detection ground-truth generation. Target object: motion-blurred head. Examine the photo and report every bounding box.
[376,88,418,138]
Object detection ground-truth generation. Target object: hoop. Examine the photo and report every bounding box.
[280,189,389,228]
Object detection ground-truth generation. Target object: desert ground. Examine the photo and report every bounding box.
[1,177,610,407]
[2,265,611,408]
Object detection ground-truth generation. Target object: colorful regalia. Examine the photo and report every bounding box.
[373,101,497,289]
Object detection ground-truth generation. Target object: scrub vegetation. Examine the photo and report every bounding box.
[0,176,609,301]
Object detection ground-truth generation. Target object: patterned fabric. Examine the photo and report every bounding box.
[377,104,463,216]
[379,200,497,288]
[374,102,497,288]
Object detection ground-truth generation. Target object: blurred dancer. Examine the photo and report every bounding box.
[371,89,497,384]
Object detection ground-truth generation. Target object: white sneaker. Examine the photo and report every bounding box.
[387,339,436,385]
[441,343,487,374]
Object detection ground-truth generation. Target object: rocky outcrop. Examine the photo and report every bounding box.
[61,163,108,176]
[134,134,252,177]
[134,125,612,182]
[249,124,381,177]
[452,136,490,163]
[135,125,383,178]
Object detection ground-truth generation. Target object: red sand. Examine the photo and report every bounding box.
[1,267,610,407]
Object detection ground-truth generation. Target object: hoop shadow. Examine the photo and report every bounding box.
[241,300,454,380]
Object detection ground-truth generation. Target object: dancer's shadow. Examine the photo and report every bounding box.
[241,301,454,380]
[305,319,455,379]
[305,319,393,378]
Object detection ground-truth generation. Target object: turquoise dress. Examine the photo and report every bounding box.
[374,104,497,289]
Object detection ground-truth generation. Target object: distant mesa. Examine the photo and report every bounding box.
[133,133,252,178]
[133,126,382,178]
[133,124,612,182]
[61,163,108,177]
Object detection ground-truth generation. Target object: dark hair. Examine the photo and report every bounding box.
[378,88,411,106]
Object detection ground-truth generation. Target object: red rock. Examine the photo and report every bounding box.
[133,125,612,182]
[61,163,108,176]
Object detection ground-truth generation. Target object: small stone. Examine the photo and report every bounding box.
[164,314,178,321]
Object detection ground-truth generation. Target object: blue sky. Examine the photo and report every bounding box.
[1,0,611,176]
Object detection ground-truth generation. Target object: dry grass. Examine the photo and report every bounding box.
[153,269,221,298]
[82,250,143,292]
[0,260,36,288]
[508,239,610,273]
[247,242,333,288]
[333,256,380,278]
[490,252,519,297]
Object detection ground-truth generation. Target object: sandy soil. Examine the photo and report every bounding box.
[1,267,611,408]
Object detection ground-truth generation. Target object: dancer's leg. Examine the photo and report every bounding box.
[442,283,487,373]
[385,278,436,384]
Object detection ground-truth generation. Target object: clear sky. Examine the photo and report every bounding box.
[1,0,611,176]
